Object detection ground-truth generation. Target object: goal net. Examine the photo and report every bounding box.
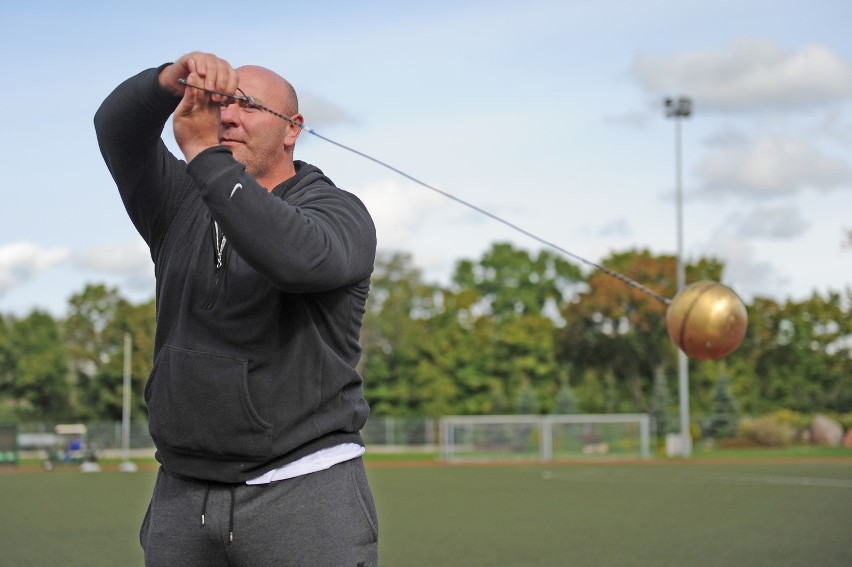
[440,414,651,462]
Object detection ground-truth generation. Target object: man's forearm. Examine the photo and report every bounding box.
[94,66,183,242]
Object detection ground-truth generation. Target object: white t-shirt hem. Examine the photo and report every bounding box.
[246,443,365,485]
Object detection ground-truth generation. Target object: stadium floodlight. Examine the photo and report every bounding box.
[119,333,138,473]
[664,96,693,458]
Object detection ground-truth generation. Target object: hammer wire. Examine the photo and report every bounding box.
[178,78,672,306]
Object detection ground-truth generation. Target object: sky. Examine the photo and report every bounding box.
[2,0,851,317]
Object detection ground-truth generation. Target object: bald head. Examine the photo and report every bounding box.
[218,64,304,189]
[237,65,299,116]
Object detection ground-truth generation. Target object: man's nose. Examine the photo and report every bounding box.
[220,102,239,125]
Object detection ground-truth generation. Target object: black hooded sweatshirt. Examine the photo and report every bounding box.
[94,66,376,483]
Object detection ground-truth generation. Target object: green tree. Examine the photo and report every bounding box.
[489,384,509,414]
[121,298,157,418]
[650,366,672,441]
[6,311,70,419]
[558,249,726,413]
[5,242,852,425]
[735,290,852,414]
[705,370,739,439]
[0,314,14,416]
[64,284,124,376]
[515,380,539,414]
[82,297,156,421]
[558,250,675,412]
[447,243,581,414]
[452,242,582,322]
[725,295,781,414]
[492,314,562,413]
[555,380,579,414]
[360,251,443,416]
[64,284,155,420]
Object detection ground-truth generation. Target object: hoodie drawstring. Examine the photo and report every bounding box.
[201,483,210,526]
[200,482,236,544]
[228,485,235,544]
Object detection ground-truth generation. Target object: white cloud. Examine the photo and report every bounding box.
[596,218,633,238]
[74,239,154,292]
[731,206,810,239]
[633,39,852,113]
[0,242,69,295]
[809,108,852,144]
[696,133,852,198]
[694,228,787,301]
[299,91,356,128]
[603,109,651,129]
[355,178,449,250]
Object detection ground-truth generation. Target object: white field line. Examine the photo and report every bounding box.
[540,470,852,489]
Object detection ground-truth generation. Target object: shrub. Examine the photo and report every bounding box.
[769,409,811,442]
[835,413,852,432]
[770,409,810,431]
[739,415,797,447]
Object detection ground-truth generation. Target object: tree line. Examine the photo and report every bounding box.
[1,243,850,435]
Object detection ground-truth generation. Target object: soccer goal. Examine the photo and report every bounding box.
[439,414,651,462]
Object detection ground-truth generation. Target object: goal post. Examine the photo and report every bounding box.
[440,414,651,462]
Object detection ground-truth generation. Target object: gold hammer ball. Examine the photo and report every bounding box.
[666,281,748,360]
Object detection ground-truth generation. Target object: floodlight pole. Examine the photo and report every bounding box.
[120,333,137,472]
[665,96,692,458]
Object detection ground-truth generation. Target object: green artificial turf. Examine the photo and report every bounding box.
[1,460,850,566]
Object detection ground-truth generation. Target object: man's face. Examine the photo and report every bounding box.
[218,69,293,179]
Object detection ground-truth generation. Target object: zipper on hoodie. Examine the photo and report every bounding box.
[202,221,227,310]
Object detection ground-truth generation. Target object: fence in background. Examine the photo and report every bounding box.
[16,418,440,456]
[16,414,652,461]
[0,422,18,464]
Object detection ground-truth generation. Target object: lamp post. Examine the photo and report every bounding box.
[120,332,137,472]
[664,96,692,457]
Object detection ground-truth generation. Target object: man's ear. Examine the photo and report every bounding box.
[284,113,304,147]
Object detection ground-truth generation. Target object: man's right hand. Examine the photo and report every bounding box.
[159,51,239,103]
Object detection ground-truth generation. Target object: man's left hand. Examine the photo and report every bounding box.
[174,58,233,163]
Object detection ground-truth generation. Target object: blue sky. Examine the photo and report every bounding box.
[2,0,851,316]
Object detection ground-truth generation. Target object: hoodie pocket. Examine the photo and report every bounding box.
[146,345,272,459]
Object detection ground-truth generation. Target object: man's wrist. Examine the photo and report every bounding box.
[158,62,183,96]
[186,146,237,190]
[181,140,220,164]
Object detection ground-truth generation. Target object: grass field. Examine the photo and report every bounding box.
[1,456,851,566]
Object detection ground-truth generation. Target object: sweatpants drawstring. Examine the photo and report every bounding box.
[199,482,236,543]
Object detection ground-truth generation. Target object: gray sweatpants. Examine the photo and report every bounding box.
[141,457,378,567]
